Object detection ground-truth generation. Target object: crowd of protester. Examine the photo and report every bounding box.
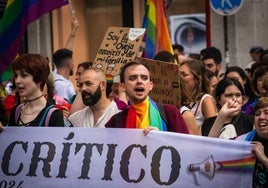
[0,18,268,186]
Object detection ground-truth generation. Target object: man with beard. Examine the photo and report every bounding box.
[105,61,189,134]
[68,68,121,127]
[200,46,223,81]
[52,48,76,103]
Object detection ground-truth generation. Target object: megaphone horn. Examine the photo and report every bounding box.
[189,155,216,185]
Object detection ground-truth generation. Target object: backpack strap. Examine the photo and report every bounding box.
[38,105,57,127]
[156,103,168,125]
[15,104,24,124]
[45,107,58,127]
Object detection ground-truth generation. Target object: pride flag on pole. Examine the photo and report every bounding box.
[142,0,174,59]
[0,0,68,74]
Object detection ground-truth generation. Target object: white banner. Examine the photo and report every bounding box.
[0,127,254,188]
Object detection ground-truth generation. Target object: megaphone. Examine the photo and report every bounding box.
[189,155,217,185]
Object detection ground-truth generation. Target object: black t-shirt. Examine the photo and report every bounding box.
[8,101,64,127]
[202,112,254,137]
[252,134,268,187]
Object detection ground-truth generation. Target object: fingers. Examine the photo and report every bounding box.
[226,99,241,108]
[224,100,241,113]
[251,141,264,156]
[61,106,70,118]
[143,127,158,136]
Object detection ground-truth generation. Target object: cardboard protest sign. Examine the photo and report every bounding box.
[136,58,180,106]
[94,27,145,78]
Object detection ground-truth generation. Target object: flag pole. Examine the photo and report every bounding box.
[67,0,76,19]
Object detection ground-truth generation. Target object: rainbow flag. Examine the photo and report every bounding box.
[216,156,255,173]
[142,0,174,59]
[0,0,68,74]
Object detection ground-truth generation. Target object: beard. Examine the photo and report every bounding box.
[82,85,102,106]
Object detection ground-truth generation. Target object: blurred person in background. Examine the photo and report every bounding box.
[201,46,223,81]
[179,60,217,134]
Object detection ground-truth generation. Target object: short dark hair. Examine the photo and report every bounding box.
[201,46,222,65]
[12,54,50,90]
[249,46,263,54]
[260,49,268,64]
[153,51,176,63]
[215,77,244,103]
[172,44,184,53]
[252,65,268,94]
[119,61,151,83]
[225,66,256,99]
[77,61,93,70]
[188,53,201,60]
[53,48,73,68]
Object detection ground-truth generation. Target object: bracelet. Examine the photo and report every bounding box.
[70,34,75,38]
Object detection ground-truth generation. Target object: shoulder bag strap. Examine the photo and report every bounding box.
[194,100,201,116]
[45,107,58,127]
[38,105,55,127]
[15,104,24,124]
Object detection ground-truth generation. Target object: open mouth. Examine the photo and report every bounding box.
[82,91,92,100]
[135,87,145,93]
[83,94,92,100]
[258,121,268,128]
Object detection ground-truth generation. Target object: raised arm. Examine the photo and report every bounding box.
[65,17,79,50]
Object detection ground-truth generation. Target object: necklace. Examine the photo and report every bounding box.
[25,94,43,103]
[21,102,46,116]
[22,108,39,116]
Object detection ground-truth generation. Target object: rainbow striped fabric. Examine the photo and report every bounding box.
[0,0,68,74]
[142,0,174,59]
[217,156,255,173]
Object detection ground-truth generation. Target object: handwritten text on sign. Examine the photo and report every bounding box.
[94,27,145,76]
[136,58,180,106]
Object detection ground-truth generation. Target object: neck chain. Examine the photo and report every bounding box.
[25,94,43,103]
[22,108,39,116]
[22,102,46,116]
